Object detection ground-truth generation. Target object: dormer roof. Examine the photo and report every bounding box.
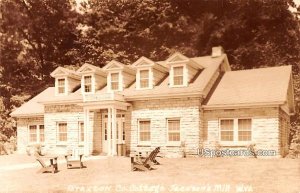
[132,56,168,73]
[76,63,106,77]
[103,60,135,75]
[166,52,204,70]
[50,67,80,80]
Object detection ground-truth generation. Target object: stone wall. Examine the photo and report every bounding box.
[16,117,44,153]
[43,104,95,155]
[279,108,290,157]
[129,97,202,157]
[202,107,281,157]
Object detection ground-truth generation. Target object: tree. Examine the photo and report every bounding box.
[0,0,81,136]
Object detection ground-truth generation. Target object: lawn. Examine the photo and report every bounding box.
[0,155,299,193]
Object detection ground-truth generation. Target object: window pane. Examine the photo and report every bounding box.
[140,70,149,79]
[238,131,251,141]
[111,73,119,81]
[29,125,37,142]
[220,131,234,141]
[104,122,107,140]
[220,119,234,141]
[84,85,91,92]
[139,121,150,141]
[140,79,149,88]
[58,123,67,142]
[58,78,65,93]
[168,120,180,141]
[58,87,65,94]
[84,76,91,84]
[238,119,251,130]
[58,79,65,86]
[173,66,183,76]
[122,122,125,140]
[173,76,183,85]
[238,119,251,141]
[173,66,184,86]
[39,125,44,142]
[220,120,234,130]
[111,82,119,90]
[169,133,180,141]
[79,122,84,142]
[140,70,149,88]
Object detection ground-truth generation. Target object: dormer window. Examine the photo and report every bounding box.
[110,72,119,91]
[173,66,184,86]
[139,69,150,88]
[57,78,66,94]
[166,52,203,88]
[84,75,92,93]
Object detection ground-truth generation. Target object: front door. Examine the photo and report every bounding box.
[102,114,125,154]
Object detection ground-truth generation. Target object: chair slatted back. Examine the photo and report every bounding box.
[36,158,47,168]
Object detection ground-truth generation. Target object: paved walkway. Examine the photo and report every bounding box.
[0,154,107,172]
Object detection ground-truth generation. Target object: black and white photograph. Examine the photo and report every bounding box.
[0,0,300,192]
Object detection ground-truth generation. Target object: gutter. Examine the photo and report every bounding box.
[202,101,285,110]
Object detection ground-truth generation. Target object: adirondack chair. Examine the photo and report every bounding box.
[131,147,161,171]
[131,154,152,171]
[139,147,161,166]
[65,148,84,169]
[36,157,57,173]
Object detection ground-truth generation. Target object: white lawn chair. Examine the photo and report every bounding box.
[65,148,84,169]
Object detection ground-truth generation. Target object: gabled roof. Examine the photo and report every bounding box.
[50,67,80,80]
[132,56,168,73]
[123,54,227,99]
[166,52,204,69]
[205,65,295,113]
[10,88,54,117]
[103,60,135,75]
[166,52,190,63]
[76,63,106,76]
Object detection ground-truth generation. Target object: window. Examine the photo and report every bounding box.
[39,125,45,142]
[57,78,65,94]
[84,75,92,92]
[173,66,184,86]
[29,125,37,142]
[110,73,119,91]
[139,120,150,142]
[220,119,252,143]
[57,123,67,142]
[122,122,125,140]
[139,69,149,88]
[238,119,252,141]
[79,122,84,142]
[29,125,44,143]
[168,119,180,142]
[104,122,107,140]
[220,120,234,141]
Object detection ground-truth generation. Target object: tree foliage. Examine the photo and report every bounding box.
[1,0,300,146]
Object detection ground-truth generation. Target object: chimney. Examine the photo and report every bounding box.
[211,46,224,58]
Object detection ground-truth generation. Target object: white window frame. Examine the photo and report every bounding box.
[219,118,253,146]
[55,77,67,96]
[28,124,45,144]
[56,122,68,145]
[166,118,181,146]
[170,64,187,87]
[82,74,94,94]
[137,68,152,90]
[138,119,151,146]
[78,122,84,145]
[108,71,122,92]
[39,125,45,143]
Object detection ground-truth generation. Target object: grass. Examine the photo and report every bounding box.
[0,155,299,193]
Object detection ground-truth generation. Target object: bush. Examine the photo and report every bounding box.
[287,131,300,158]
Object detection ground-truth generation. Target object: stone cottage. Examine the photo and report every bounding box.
[11,47,295,158]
